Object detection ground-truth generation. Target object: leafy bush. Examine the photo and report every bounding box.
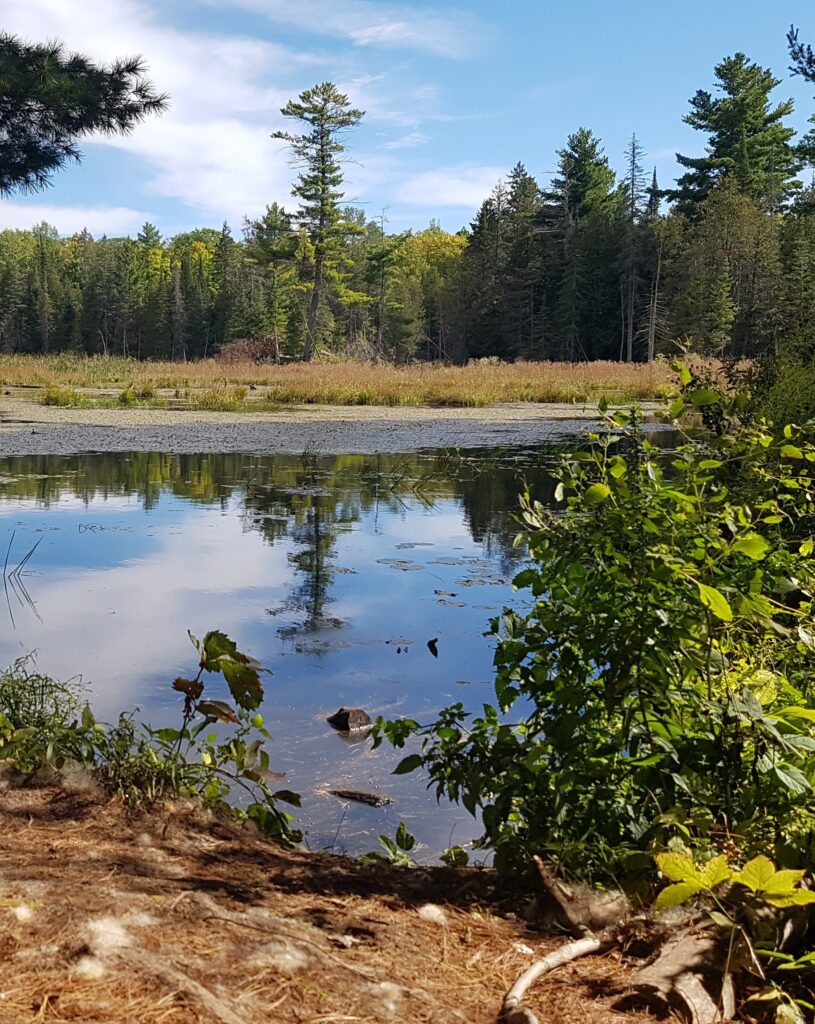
[0,631,298,841]
[377,383,815,879]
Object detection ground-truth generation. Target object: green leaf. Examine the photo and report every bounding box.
[781,445,804,460]
[273,789,302,807]
[801,538,814,556]
[393,754,423,775]
[220,658,264,710]
[696,582,733,622]
[699,855,731,889]
[691,389,719,407]
[81,704,95,730]
[668,398,685,419]
[655,880,704,910]
[778,706,815,724]
[395,822,416,851]
[679,364,692,386]
[732,533,770,560]
[584,483,611,506]
[554,482,565,502]
[201,629,238,669]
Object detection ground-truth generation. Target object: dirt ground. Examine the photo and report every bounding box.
[0,391,635,457]
[0,785,669,1024]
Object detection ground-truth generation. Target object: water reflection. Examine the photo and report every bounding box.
[0,448,561,859]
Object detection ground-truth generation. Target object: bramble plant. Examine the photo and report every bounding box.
[376,372,815,878]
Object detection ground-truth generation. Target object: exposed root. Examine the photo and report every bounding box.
[499,935,604,1024]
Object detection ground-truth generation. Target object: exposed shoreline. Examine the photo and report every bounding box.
[0,395,638,456]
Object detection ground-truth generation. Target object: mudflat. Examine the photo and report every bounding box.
[0,395,631,455]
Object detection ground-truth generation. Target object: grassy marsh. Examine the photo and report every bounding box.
[0,354,679,409]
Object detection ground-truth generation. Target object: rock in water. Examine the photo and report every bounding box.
[327,707,372,732]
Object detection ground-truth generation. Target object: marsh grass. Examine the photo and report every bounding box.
[4,353,682,408]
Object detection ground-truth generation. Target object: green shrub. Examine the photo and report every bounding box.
[378,383,815,879]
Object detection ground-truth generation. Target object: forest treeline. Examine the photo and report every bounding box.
[2,46,815,364]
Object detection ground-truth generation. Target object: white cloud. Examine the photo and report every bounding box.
[220,0,481,59]
[381,131,429,151]
[0,204,152,235]
[395,166,504,207]
[2,0,322,221]
[2,0,488,227]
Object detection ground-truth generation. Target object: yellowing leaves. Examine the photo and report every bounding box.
[655,852,815,914]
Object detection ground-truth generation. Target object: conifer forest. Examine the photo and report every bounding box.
[3,44,815,367]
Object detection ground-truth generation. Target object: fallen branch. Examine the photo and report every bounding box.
[499,935,603,1024]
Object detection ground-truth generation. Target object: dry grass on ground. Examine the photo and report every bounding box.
[0,786,665,1024]
[0,355,676,408]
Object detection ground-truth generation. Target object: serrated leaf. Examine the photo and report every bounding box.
[393,753,423,775]
[201,629,237,669]
[655,851,700,883]
[697,582,733,622]
[655,880,704,910]
[801,538,814,556]
[220,658,264,710]
[734,855,777,893]
[699,854,731,888]
[732,534,770,560]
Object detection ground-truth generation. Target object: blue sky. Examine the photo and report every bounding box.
[2,0,815,238]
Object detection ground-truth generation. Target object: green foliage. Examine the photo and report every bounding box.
[0,32,167,196]
[362,821,417,866]
[654,851,815,1019]
[0,631,298,842]
[378,379,815,878]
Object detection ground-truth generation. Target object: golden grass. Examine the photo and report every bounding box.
[0,353,678,407]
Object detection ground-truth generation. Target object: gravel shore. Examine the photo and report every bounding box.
[0,395,620,455]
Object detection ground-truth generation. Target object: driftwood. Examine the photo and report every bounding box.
[327,789,392,807]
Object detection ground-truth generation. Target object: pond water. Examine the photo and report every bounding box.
[0,448,562,861]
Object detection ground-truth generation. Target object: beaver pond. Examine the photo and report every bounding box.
[0,447,568,860]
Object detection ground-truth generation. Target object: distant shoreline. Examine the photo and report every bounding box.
[0,394,648,456]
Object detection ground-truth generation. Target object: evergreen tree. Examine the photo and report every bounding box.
[272,82,364,361]
[668,53,800,215]
[0,32,167,195]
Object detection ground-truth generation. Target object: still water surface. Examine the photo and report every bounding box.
[0,449,559,860]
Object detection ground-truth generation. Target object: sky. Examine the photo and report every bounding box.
[2,0,815,239]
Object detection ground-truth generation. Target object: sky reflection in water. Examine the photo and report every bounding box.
[0,449,557,860]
